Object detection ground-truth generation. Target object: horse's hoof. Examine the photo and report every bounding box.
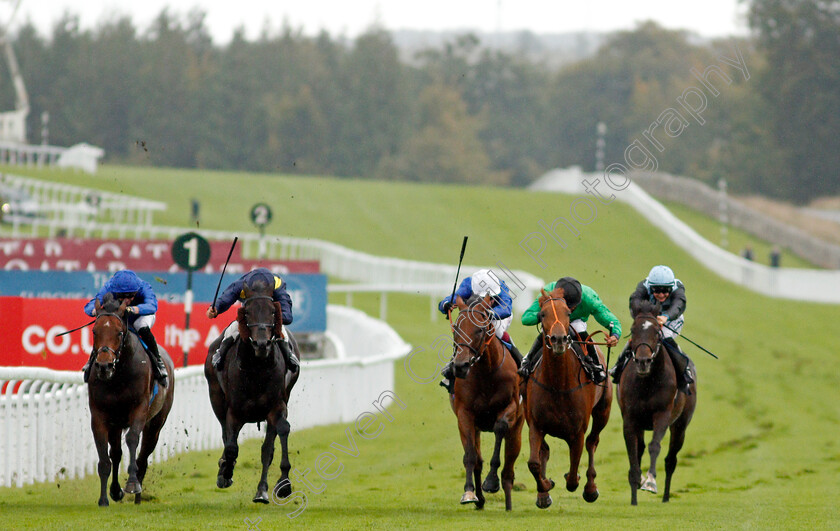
[134,493,141,505]
[475,499,485,510]
[124,482,141,495]
[583,489,599,503]
[460,491,479,505]
[641,474,657,493]
[98,498,109,508]
[217,476,233,489]
[274,480,292,499]
[548,479,556,491]
[565,472,580,492]
[482,475,500,493]
[536,493,552,509]
[253,490,270,504]
[110,488,124,502]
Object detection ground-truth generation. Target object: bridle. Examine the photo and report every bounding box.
[453,308,496,368]
[92,311,127,364]
[539,296,572,353]
[631,317,662,362]
[243,295,278,344]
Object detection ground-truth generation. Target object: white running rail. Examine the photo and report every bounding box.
[0,305,411,488]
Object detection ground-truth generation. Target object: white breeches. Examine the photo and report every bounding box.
[571,319,587,334]
[129,314,155,331]
[661,315,685,339]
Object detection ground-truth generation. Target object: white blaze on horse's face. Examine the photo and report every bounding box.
[642,321,653,331]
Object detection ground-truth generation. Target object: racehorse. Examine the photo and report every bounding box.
[449,294,523,511]
[523,287,612,509]
[617,299,697,505]
[204,280,300,503]
[88,292,175,506]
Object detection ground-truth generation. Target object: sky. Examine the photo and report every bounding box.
[4,1,750,43]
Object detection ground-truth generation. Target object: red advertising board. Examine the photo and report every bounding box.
[0,297,225,369]
[0,238,319,273]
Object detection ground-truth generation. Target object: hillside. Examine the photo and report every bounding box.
[1,164,838,529]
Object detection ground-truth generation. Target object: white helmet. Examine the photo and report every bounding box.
[646,265,676,289]
[471,269,502,297]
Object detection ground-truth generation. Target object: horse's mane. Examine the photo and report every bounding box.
[100,292,122,313]
[631,299,660,319]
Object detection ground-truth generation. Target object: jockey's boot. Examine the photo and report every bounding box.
[82,350,97,383]
[508,343,524,368]
[439,361,455,394]
[580,332,606,384]
[213,335,236,371]
[517,335,543,379]
[138,327,168,387]
[663,337,693,395]
[278,338,300,373]
[610,345,632,384]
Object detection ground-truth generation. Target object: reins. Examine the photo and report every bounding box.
[534,295,598,393]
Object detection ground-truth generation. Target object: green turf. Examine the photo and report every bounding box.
[1,165,838,530]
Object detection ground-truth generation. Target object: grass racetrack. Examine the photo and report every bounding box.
[1,165,839,530]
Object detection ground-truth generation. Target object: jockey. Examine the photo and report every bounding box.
[518,276,621,384]
[206,267,299,373]
[83,270,168,386]
[438,268,523,394]
[611,265,694,394]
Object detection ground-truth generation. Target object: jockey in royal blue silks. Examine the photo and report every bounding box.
[206,267,299,373]
[83,270,168,386]
[437,268,523,394]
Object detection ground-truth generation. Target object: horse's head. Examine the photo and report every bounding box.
[629,299,663,376]
[91,293,129,381]
[451,294,495,379]
[237,282,279,359]
[538,287,572,355]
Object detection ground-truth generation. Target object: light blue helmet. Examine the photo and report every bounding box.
[646,265,676,289]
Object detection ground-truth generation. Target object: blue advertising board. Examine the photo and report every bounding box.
[0,270,327,332]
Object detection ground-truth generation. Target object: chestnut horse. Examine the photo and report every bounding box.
[523,287,612,509]
[449,294,523,511]
[205,281,300,503]
[618,299,697,505]
[88,293,175,506]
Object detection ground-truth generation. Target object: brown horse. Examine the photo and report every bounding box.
[88,292,175,506]
[204,281,300,503]
[449,294,523,511]
[618,299,697,505]
[523,287,612,509]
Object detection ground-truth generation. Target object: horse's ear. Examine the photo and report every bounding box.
[118,298,129,313]
[454,296,467,310]
[242,284,253,298]
[652,300,662,315]
[94,298,102,314]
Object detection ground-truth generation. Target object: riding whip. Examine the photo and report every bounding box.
[447,236,468,317]
[606,323,614,370]
[56,320,95,337]
[664,324,719,359]
[211,236,238,310]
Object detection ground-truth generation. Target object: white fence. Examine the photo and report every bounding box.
[531,168,840,304]
[0,305,411,488]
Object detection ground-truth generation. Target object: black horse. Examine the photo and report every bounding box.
[204,280,301,503]
[88,293,175,506]
[617,299,697,505]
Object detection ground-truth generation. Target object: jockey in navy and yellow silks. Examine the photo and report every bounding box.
[206,268,298,372]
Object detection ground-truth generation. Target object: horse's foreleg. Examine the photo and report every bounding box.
[662,416,690,502]
[564,431,584,493]
[500,408,524,511]
[134,411,168,504]
[527,424,553,509]
[274,411,293,499]
[623,421,642,506]
[472,426,485,509]
[481,418,506,495]
[643,410,672,496]
[583,402,610,503]
[107,429,124,503]
[456,411,480,507]
[92,417,111,507]
[123,410,146,495]
[218,410,244,489]
[253,421,278,504]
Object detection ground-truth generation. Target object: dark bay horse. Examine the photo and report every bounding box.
[618,299,697,505]
[88,293,175,506]
[204,281,300,503]
[524,287,612,509]
[449,294,523,511]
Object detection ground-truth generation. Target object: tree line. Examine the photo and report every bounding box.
[3,0,837,202]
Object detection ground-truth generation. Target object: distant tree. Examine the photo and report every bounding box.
[747,0,840,201]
